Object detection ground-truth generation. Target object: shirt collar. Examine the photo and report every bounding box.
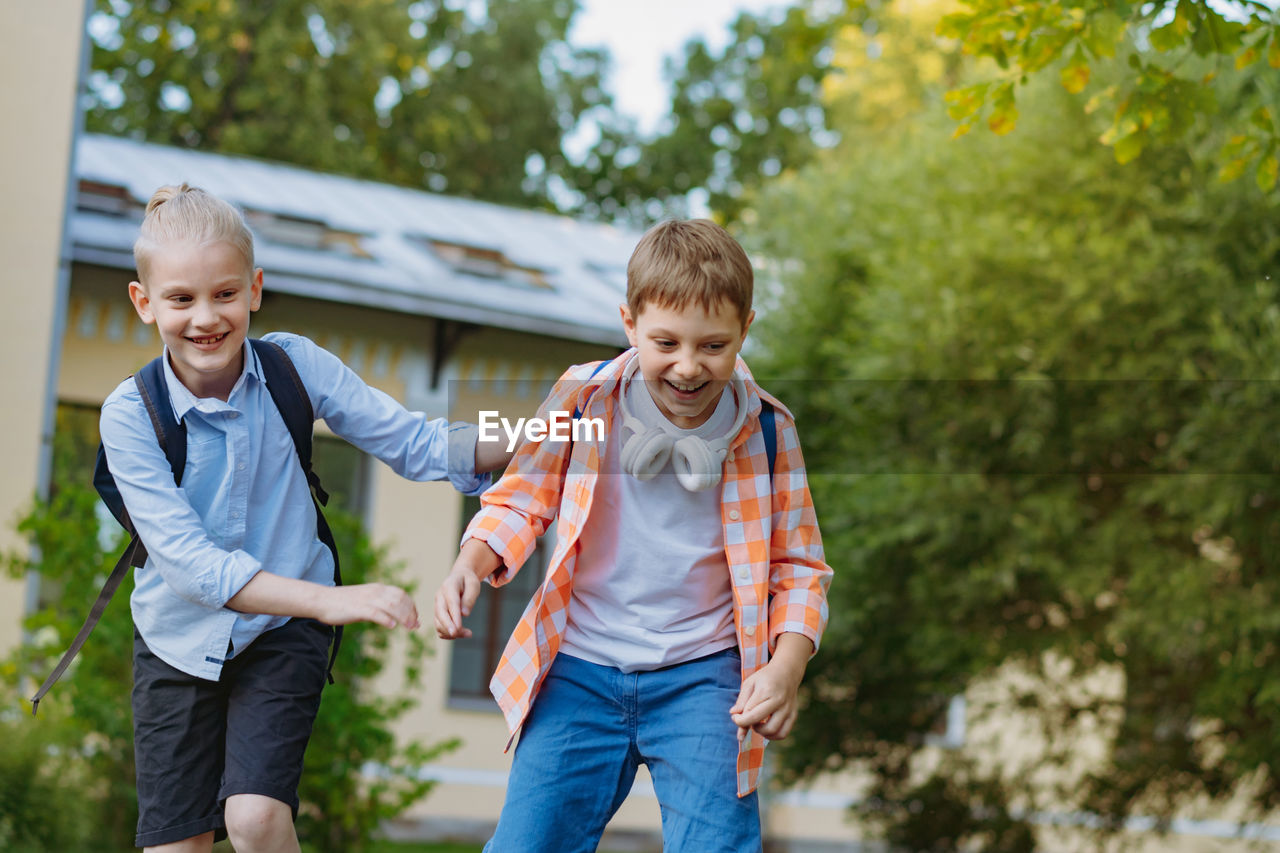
[160,340,261,419]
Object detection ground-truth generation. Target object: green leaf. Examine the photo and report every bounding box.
[1235,46,1260,69]
[1258,154,1279,191]
[1113,131,1145,163]
[1218,156,1250,182]
[1149,23,1184,53]
[1083,10,1126,58]
[1061,46,1091,94]
[1251,107,1275,133]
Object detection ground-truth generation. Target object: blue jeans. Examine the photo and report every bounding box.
[485,648,762,853]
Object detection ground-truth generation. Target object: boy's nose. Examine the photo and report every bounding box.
[191,300,218,328]
[673,351,700,378]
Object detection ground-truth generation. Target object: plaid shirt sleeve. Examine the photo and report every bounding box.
[463,363,597,586]
[766,407,832,653]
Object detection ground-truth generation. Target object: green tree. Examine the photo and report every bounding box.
[748,12,1280,846]
[937,0,1280,190]
[87,0,612,208]
[3,420,450,851]
[572,4,851,225]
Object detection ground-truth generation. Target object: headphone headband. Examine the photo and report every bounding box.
[615,354,749,491]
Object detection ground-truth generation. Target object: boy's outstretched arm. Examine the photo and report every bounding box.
[474,434,517,474]
[227,572,419,630]
[730,632,814,741]
[434,538,503,639]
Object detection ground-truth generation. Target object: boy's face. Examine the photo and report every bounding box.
[128,241,263,401]
[621,298,754,429]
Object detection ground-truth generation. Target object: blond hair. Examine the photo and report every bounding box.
[133,183,255,283]
[626,219,753,326]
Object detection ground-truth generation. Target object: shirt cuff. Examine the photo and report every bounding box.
[447,422,492,496]
[206,549,263,608]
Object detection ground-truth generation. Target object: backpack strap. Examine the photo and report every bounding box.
[250,339,342,684]
[33,356,183,714]
[571,359,612,420]
[760,401,777,480]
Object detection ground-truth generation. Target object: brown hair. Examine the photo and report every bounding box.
[133,183,255,283]
[626,219,753,326]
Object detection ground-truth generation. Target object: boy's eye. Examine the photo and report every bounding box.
[171,295,192,304]
[704,343,726,352]
[217,289,238,299]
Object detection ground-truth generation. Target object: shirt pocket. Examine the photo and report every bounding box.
[182,426,228,486]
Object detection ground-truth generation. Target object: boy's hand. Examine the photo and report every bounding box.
[730,633,814,741]
[435,539,503,640]
[317,583,420,630]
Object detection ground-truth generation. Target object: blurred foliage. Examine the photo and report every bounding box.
[87,0,612,209]
[85,0,855,226]
[748,0,1280,845]
[571,3,852,225]
[2,418,451,851]
[937,0,1280,191]
[0,691,98,852]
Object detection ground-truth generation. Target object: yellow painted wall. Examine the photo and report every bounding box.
[0,0,85,656]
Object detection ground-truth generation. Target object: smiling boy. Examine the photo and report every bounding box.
[434,218,833,852]
[101,184,509,853]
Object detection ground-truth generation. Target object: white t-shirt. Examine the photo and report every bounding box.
[560,375,739,672]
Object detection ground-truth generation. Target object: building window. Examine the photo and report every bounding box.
[311,434,370,517]
[447,494,547,707]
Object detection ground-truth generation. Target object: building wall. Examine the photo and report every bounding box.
[0,0,86,657]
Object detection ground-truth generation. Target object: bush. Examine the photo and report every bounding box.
[3,476,454,851]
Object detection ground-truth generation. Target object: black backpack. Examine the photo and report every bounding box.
[31,339,342,714]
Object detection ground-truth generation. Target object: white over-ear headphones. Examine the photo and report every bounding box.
[617,356,748,492]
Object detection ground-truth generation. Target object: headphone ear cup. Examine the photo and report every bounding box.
[671,436,725,492]
[621,428,674,480]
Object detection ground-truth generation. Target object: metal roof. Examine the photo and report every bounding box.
[71,133,639,347]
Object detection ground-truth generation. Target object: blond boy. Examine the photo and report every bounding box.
[102,184,508,852]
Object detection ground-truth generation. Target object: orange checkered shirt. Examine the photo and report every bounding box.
[464,350,832,796]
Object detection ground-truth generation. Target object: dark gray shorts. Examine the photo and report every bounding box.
[131,617,331,848]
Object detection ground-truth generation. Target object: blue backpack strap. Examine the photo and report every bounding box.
[760,401,777,480]
[573,358,611,417]
[36,356,184,715]
[250,339,342,683]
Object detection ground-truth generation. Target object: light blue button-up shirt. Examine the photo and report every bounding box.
[99,332,486,680]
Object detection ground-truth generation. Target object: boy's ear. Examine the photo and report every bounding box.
[620,303,639,348]
[249,268,264,311]
[741,309,756,338]
[127,281,155,324]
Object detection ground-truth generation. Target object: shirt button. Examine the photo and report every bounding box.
[230,511,240,519]
[736,566,751,582]
[237,463,246,471]
[743,622,756,636]
[728,450,735,462]
[728,509,741,521]
[229,412,240,419]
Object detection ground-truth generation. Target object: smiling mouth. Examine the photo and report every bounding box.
[187,332,228,346]
[665,378,708,395]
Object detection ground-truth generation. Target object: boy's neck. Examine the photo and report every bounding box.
[167,349,245,402]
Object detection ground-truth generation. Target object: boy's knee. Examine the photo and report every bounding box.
[223,794,295,851]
